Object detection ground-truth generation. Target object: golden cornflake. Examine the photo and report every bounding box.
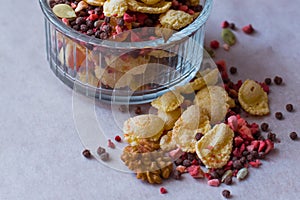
[151,91,184,112]
[127,0,172,14]
[103,0,128,17]
[238,79,270,115]
[195,123,234,169]
[83,0,105,6]
[194,86,229,124]
[157,107,181,130]
[159,10,193,30]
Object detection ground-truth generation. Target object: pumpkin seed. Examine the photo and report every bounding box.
[52,4,76,19]
[222,28,236,46]
[237,167,248,180]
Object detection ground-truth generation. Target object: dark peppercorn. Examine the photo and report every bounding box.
[99,32,108,40]
[210,171,220,179]
[86,29,94,36]
[233,160,243,170]
[242,150,249,156]
[182,159,192,167]
[187,153,195,161]
[247,154,254,161]
[260,122,269,132]
[86,20,94,28]
[267,132,277,142]
[240,157,247,164]
[264,78,272,85]
[224,176,232,185]
[275,112,283,120]
[82,149,92,158]
[222,190,231,198]
[80,24,88,32]
[76,17,85,25]
[195,132,204,141]
[174,158,183,166]
[274,76,283,85]
[286,104,294,112]
[117,18,125,26]
[97,146,106,156]
[104,16,110,23]
[134,106,142,115]
[290,132,298,140]
[229,23,236,30]
[144,18,154,27]
[251,151,259,159]
[216,169,225,177]
[173,170,182,180]
[229,66,237,74]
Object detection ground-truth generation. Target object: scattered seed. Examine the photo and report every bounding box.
[274,76,283,85]
[275,112,283,120]
[260,122,269,132]
[53,4,76,19]
[160,187,167,194]
[290,132,298,140]
[100,152,109,161]
[222,190,231,198]
[267,132,277,142]
[237,168,248,180]
[286,104,294,112]
[82,149,92,158]
[229,66,237,74]
[97,146,106,156]
[222,28,236,46]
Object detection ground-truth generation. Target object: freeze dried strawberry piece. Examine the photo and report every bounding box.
[264,139,274,154]
[249,159,261,168]
[234,136,244,147]
[123,13,134,23]
[216,60,226,72]
[250,123,259,135]
[187,165,204,178]
[258,140,267,153]
[259,82,270,94]
[228,115,238,131]
[239,125,254,141]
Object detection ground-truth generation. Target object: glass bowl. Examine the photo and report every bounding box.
[39,0,212,104]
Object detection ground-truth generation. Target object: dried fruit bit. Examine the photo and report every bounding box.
[274,76,283,85]
[100,152,110,161]
[97,146,106,155]
[222,28,236,46]
[82,149,92,158]
[195,123,234,169]
[286,104,294,112]
[187,165,204,178]
[108,139,116,148]
[238,79,270,116]
[207,179,220,187]
[221,21,229,28]
[229,66,237,74]
[242,24,254,34]
[222,190,231,198]
[275,112,283,120]
[210,40,220,49]
[115,135,122,142]
[160,187,167,194]
[236,167,248,180]
[264,78,272,85]
[290,132,298,140]
[53,4,76,19]
[260,122,269,132]
[223,43,230,51]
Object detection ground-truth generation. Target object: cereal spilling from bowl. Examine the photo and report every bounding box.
[118,62,279,186]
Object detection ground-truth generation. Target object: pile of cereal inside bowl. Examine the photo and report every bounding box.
[50,0,203,40]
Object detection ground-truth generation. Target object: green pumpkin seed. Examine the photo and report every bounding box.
[53,4,76,19]
[222,28,236,46]
[237,167,248,180]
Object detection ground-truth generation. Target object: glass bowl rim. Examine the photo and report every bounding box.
[39,0,213,49]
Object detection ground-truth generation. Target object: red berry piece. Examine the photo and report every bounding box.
[221,21,229,28]
[242,24,254,34]
[108,139,115,149]
[115,135,122,142]
[210,40,220,49]
[160,187,168,194]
